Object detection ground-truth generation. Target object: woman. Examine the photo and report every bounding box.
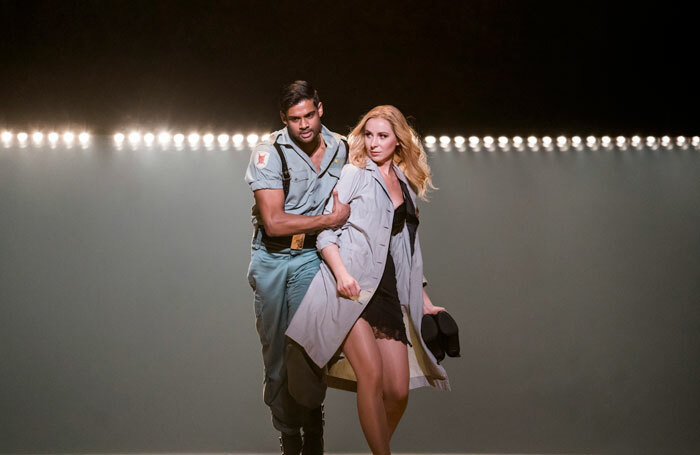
[286,105,450,454]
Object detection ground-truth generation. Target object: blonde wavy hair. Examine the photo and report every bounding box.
[348,105,435,200]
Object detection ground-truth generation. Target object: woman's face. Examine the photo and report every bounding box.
[364,117,399,166]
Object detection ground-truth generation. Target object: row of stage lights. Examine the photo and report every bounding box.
[1,130,91,148]
[2,130,699,150]
[112,131,270,148]
[424,135,700,150]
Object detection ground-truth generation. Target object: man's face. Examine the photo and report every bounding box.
[281,99,324,145]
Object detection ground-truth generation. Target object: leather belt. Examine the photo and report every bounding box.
[257,227,317,251]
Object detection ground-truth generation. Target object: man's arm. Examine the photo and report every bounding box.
[255,188,350,237]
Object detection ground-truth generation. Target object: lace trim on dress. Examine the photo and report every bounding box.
[369,324,412,347]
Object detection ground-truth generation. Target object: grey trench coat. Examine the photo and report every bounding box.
[286,158,450,391]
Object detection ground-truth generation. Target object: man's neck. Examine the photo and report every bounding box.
[294,134,324,157]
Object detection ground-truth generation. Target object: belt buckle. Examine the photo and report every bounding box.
[290,233,305,251]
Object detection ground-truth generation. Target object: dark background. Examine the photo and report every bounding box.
[0,1,697,136]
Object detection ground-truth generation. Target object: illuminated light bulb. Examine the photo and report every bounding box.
[217,133,230,145]
[616,136,626,145]
[676,136,686,146]
[454,136,465,146]
[512,136,523,146]
[601,136,611,146]
[114,133,125,144]
[203,133,214,146]
[646,136,656,145]
[527,136,538,146]
[556,135,567,146]
[542,136,552,147]
[1,131,11,142]
[17,132,28,143]
[48,132,59,144]
[483,136,494,147]
[158,132,171,145]
[32,132,44,145]
[661,136,670,146]
[78,132,90,144]
[424,135,436,145]
[586,136,596,146]
[232,133,244,145]
[631,136,641,146]
[143,132,155,146]
[173,133,185,145]
[188,132,200,145]
[439,135,450,145]
[63,132,75,145]
[572,136,582,146]
[497,136,508,147]
[468,136,479,147]
[128,131,141,145]
[261,133,271,142]
[247,134,259,145]
[692,136,699,147]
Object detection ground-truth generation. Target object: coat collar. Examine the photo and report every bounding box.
[365,157,412,203]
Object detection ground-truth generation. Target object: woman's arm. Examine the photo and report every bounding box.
[321,244,361,299]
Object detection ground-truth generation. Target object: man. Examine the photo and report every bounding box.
[245,81,350,454]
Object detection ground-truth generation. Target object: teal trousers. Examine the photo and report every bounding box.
[247,238,322,435]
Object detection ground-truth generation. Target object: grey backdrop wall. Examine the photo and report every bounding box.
[1,140,699,454]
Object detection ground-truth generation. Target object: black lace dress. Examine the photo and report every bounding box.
[359,180,418,345]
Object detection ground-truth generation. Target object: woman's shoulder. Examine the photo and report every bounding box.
[339,163,370,180]
[340,163,366,173]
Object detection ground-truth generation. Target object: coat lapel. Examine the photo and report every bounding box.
[365,158,391,201]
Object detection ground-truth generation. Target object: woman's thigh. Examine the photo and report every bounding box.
[376,338,409,399]
[343,317,383,383]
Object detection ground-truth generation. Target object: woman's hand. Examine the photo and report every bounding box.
[422,288,446,315]
[337,272,361,300]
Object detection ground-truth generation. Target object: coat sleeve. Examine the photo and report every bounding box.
[317,164,364,251]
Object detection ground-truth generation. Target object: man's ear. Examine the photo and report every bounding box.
[280,111,287,125]
[317,102,324,118]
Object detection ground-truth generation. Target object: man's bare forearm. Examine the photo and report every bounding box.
[261,211,336,236]
[254,188,348,237]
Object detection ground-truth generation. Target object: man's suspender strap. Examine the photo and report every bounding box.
[272,139,292,198]
[272,137,349,200]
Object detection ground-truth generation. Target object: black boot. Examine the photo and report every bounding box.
[302,404,324,455]
[279,432,302,455]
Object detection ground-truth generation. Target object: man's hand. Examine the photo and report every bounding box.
[327,189,350,229]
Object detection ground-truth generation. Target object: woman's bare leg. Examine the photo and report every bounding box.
[376,337,409,439]
[342,318,390,455]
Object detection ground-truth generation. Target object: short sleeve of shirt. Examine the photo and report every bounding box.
[244,144,284,191]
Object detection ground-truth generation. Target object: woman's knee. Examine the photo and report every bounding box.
[383,381,409,405]
[356,364,383,391]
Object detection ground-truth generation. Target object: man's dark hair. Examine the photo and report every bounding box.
[280,80,320,115]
